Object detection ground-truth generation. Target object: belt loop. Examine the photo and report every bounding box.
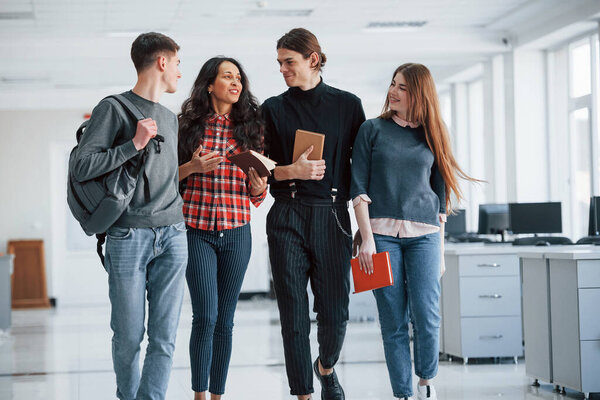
[289,181,297,199]
[331,187,338,203]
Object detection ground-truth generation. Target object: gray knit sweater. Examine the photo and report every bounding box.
[350,117,446,227]
[73,90,184,228]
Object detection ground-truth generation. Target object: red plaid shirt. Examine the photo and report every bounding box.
[181,113,267,230]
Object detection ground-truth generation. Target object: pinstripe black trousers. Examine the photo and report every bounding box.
[186,223,251,395]
[267,198,352,395]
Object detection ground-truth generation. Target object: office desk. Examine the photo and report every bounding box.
[519,251,553,386]
[545,250,600,399]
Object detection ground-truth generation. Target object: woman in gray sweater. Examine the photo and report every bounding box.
[351,63,474,400]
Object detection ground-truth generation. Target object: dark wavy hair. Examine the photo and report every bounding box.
[178,56,264,165]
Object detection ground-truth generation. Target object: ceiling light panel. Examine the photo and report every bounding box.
[246,9,313,17]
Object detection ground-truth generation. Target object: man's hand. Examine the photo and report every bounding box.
[293,146,326,180]
[248,167,268,196]
[188,145,223,174]
[132,118,158,150]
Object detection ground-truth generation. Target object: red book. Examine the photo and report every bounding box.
[350,251,393,294]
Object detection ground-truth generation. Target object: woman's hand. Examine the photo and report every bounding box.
[358,235,377,275]
[249,167,268,196]
[188,145,223,174]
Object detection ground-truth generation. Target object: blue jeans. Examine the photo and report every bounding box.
[372,232,441,398]
[104,222,188,400]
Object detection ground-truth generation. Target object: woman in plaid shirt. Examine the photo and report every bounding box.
[177,57,268,400]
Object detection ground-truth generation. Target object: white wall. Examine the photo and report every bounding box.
[0,110,87,302]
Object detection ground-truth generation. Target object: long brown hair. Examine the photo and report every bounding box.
[380,63,477,212]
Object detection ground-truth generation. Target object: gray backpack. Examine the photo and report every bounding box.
[67,94,156,264]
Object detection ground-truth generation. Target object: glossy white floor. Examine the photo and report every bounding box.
[0,300,590,400]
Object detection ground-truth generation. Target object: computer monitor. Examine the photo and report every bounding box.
[509,202,562,234]
[446,209,466,235]
[588,196,600,236]
[477,204,510,234]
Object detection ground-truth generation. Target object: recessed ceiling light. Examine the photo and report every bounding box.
[0,11,34,20]
[0,76,50,84]
[105,30,169,38]
[364,21,428,32]
[246,9,312,17]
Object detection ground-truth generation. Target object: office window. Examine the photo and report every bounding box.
[467,80,485,224]
[569,108,591,238]
[569,40,591,98]
[547,33,598,239]
[439,91,452,133]
[595,36,600,195]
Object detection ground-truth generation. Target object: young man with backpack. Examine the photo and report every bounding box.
[72,32,186,400]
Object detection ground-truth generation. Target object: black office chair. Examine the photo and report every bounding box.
[513,236,573,246]
[576,236,600,245]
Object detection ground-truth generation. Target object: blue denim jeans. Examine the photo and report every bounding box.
[104,222,188,400]
[372,232,441,398]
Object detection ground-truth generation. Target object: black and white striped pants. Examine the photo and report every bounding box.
[186,223,251,395]
[267,198,352,396]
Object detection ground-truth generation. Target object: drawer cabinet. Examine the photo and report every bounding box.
[549,258,600,396]
[442,253,523,363]
[459,276,521,317]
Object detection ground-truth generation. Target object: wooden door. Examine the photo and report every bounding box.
[7,240,51,308]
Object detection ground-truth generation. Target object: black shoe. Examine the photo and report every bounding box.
[313,358,345,400]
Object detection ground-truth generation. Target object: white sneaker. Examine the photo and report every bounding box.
[416,384,437,400]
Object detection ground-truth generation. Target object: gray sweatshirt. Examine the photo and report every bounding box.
[350,117,446,227]
[73,90,184,228]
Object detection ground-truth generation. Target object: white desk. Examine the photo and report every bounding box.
[545,249,600,399]
[519,250,553,386]
[518,246,600,399]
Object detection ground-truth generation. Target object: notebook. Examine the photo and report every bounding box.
[228,150,277,177]
[292,129,325,163]
[350,251,393,293]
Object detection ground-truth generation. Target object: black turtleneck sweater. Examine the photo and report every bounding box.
[262,79,366,201]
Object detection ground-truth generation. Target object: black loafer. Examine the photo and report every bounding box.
[313,358,345,400]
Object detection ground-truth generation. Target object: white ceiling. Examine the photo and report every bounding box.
[1,0,599,111]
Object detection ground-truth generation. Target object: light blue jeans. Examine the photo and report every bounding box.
[104,222,188,400]
[372,232,441,399]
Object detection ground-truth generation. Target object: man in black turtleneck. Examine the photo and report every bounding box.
[262,28,365,400]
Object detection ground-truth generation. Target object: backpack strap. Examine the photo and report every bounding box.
[108,94,146,122]
[106,93,158,203]
[94,94,150,267]
[96,233,106,266]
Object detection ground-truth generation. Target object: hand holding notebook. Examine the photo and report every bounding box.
[292,129,325,162]
[350,251,393,293]
[291,129,327,180]
[228,150,277,178]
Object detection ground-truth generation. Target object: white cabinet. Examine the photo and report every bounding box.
[442,249,523,363]
[548,255,600,398]
[520,252,553,384]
